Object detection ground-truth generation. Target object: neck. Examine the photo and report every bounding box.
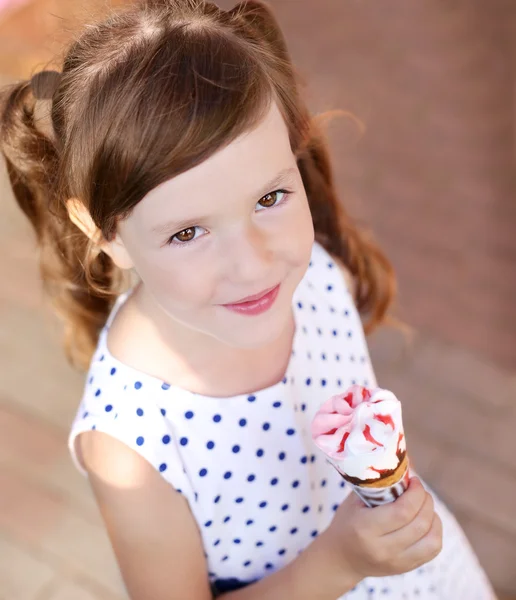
[125,282,295,397]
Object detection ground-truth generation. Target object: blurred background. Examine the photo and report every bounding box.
[0,0,515,599]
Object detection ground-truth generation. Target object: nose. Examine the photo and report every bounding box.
[222,224,273,284]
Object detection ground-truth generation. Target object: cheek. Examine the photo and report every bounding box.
[137,249,217,309]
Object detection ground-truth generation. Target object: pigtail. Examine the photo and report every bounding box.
[297,119,396,333]
[0,76,120,370]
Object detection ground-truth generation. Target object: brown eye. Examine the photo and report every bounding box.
[175,228,196,242]
[258,191,279,208]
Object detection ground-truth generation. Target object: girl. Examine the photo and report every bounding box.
[0,1,496,598]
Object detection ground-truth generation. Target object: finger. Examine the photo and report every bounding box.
[383,493,435,552]
[396,512,443,572]
[370,477,427,535]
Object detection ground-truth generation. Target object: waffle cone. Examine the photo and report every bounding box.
[356,454,409,488]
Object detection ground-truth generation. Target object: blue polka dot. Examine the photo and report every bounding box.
[104,404,112,412]
[300,456,308,464]
[286,428,295,436]
[224,471,232,479]
[214,495,221,503]
[282,376,287,384]
[290,528,298,535]
[321,479,327,487]
[278,548,286,556]
[224,516,231,523]
[305,378,311,386]
[95,389,102,397]
[233,538,241,544]
[199,468,208,477]
[292,480,300,488]
[134,381,142,390]
[311,530,318,537]
[311,305,317,311]
[91,425,96,430]
[207,441,215,449]
[297,302,303,309]
[258,500,268,508]
[332,330,338,337]
[265,563,274,570]
[82,411,88,418]
[256,541,264,547]
[321,379,327,387]
[162,434,171,444]
[246,519,254,525]
[99,354,105,361]
[136,436,144,446]
[244,560,252,567]
[247,395,256,403]
[310,454,316,463]
[278,452,286,460]
[159,463,167,472]
[301,403,307,411]
[281,504,289,511]
[321,353,326,360]
[340,481,346,488]
[336,354,341,361]
[273,401,281,408]
[213,414,222,423]
[110,367,116,375]
[270,478,278,486]
[213,539,220,546]
[247,474,256,482]
[222,556,229,562]
[302,506,310,513]
[161,383,170,390]
[327,284,333,291]
[256,449,264,457]
[160,408,166,416]
[185,411,194,419]
[239,418,247,427]
[262,422,270,431]
[205,520,212,527]
[179,436,188,446]
[136,408,144,416]
[88,376,93,385]
[269,526,277,532]
[232,445,241,453]
[347,331,352,338]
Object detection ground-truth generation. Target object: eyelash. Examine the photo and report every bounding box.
[165,188,293,247]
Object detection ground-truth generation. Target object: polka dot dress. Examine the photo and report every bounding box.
[69,241,495,599]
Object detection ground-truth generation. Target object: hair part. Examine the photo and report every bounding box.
[0,0,395,370]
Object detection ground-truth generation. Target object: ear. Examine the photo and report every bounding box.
[66,199,134,270]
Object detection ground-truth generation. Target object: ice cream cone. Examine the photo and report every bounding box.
[312,385,410,507]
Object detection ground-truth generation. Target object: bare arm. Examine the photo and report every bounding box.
[78,431,360,600]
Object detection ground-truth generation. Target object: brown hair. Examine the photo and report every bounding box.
[0,0,395,371]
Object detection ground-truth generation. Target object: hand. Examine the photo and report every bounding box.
[321,477,443,580]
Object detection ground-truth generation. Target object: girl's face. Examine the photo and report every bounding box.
[117,102,315,349]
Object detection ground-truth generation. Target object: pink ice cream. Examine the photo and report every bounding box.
[311,385,406,482]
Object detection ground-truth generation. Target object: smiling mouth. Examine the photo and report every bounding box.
[224,285,279,306]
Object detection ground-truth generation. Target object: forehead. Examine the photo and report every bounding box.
[131,102,293,224]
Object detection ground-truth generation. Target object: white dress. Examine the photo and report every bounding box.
[69,241,495,599]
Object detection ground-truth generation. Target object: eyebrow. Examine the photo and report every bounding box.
[151,166,299,235]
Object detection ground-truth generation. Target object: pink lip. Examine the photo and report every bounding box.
[222,284,281,316]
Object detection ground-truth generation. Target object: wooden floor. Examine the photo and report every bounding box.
[1,1,515,598]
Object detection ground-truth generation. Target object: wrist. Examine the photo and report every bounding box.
[290,531,363,599]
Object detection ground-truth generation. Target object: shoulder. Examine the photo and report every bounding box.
[333,257,355,296]
[311,240,356,297]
